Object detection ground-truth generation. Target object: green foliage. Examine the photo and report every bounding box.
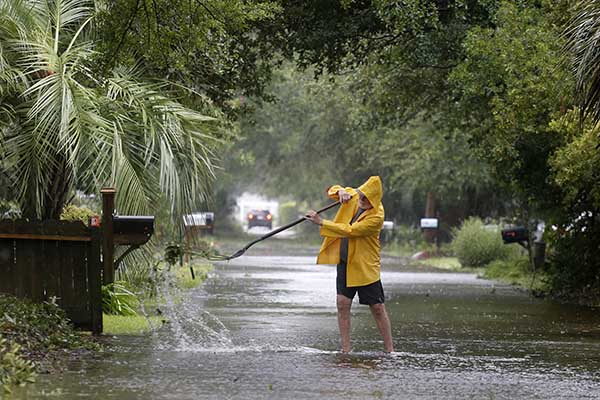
[484,256,549,293]
[0,0,221,221]
[451,218,512,268]
[0,335,35,394]
[115,246,157,294]
[541,111,600,302]
[175,264,212,290]
[228,63,501,223]
[0,294,98,392]
[448,1,573,216]
[546,229,600,304]
[60,205,97,225]
[485,257,530,283]
[0,200,20,219]
[96,0,281,115]
[365,117,501,221]
[230,65,350,203]
[0,295,96,353]
[102,282,139,316]
[549,111,600,209]
[384,224,428,256]
[417,257,463,271]
[565,1,600,124]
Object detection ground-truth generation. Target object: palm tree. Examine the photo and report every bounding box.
[565,1,600,124]
[0,0,219,221]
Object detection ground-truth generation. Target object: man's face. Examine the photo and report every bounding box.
[357,190,373,210]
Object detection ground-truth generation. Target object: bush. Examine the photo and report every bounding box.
[0,295,96,353]
[0,294,98,392]
[60,204,97,225]
[547,226,600,304]
[0,200,21,219]
[452,217,512,267]
[102,282,139,316]
[1,335,35,394]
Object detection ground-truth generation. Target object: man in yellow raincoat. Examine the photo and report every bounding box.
[305,176,394,353]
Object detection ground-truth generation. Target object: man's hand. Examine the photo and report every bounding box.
[304,210,322,225]
[338,189,352,203]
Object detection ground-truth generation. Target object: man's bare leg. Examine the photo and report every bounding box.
[336,294,352,353]
[369,303,394,352]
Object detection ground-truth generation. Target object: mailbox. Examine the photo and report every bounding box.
[501,227,528,244]
[420,218,438,229]
[113,215,154,245]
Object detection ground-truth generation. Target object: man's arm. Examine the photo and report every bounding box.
[320,213,383,238]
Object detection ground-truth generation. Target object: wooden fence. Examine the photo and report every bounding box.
[0,220,102,333]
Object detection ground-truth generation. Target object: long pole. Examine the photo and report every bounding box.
[225,201,341,260]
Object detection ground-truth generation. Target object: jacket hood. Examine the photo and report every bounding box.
[357,176,383,209]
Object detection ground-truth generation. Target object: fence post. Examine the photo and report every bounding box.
[101,188,116,285]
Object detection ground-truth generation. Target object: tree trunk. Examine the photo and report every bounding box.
[21,155,73,220]
[44,156,72,220]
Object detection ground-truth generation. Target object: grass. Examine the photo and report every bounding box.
[175,263,212,289]
[415,254,550,294]
[483,257,549,293]
[418,255,549,294]
[102,314,164,335]
[417,257,462,270]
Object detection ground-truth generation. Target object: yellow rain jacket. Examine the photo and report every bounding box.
[316,176,384,287]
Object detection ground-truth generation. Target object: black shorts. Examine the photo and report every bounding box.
[336,262,385,305]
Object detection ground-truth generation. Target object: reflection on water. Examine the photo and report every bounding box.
[17,255,600,399]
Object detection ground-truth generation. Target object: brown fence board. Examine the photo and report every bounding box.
[60,241,76,311]
[0,233,91,241]
[88,229,103,334]
[14,240,32,298]
[43,240,61,299]
[65,241,90,328]
[30,241,43,302]
[0,239,14,295]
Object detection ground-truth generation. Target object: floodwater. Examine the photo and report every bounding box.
[16,250,600,399]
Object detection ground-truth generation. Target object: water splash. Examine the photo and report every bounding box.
[149,266,233,351]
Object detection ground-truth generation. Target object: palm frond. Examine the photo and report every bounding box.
[565,1,600,122]
[102,73,220,222]
[1,0,221,222]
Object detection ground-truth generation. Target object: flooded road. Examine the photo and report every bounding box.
[18,251,600,399]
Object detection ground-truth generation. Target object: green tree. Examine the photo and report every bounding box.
[0,0,220,220]
[448,1,574,218]
[228,66,351,204]
[95,0,281,116]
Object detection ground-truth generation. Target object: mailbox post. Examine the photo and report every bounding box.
[99,188,155,284]
[420,217,439,248]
